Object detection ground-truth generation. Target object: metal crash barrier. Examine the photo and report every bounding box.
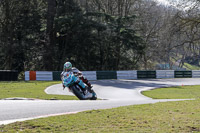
[24,70,200,81]
[96,71,117,80]
[0,70,18,81]
[174,71,192,78]
[137,71,156,79]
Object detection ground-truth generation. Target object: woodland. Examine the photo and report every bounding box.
[0,0,199,72]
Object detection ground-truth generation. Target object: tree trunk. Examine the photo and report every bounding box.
[44,0,56,70]
[4,1,13,70]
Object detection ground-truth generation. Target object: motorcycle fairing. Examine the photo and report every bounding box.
[63,72,86,89]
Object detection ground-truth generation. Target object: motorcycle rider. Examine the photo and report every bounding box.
[61,62,93,94]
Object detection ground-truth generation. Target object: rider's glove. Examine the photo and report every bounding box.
[63,84,65,89]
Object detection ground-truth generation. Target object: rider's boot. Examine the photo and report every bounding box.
[76,80,91,95]
[84,87,93,98]
[80,76,93,92]
[86,83,93,93]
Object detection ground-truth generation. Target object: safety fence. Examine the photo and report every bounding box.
[137,71,156,79]
[156,70,174,79]
[174,71,192,78]
[97,71,117,80]
[0,70,18,81]
[24,70,200,81]
[192,70,200,78]
[25,71,97,81]
[117,71,137,79]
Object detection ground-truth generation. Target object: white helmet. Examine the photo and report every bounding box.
[64,62,72,71]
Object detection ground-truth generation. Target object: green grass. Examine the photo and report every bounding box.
[183,63,200,70]
[0,81,78,100]
[1,85,200,132]
[1,100,200,132]
[142,85,200,99]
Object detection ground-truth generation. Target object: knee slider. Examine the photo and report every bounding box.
[75,79,80,84]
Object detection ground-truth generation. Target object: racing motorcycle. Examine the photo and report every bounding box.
[61,72,97,100]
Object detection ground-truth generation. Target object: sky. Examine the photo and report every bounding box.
[153,0,180,6]
[155,0,170,5]
[153,0,198,11]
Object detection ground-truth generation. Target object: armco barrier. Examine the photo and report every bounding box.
[26,71,53,81]
[25,71,37,81]
[97,71,117,80]
[175,71,192,78]
[82,71,97,80]
[53,71,62,81]
[36,71,53,81]
[30,71,36,80]
[156,70,174,79]
[117,71,137,79]
[25,71,30,81]
[25,71,97,81]
[25,70,200,81]
[137,71,156,79]
[192,70,200,78]
[0,70,18,81]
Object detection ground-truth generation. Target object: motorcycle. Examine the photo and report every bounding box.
[61,72,97,100]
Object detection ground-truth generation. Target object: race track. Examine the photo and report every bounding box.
[0,78,200,125]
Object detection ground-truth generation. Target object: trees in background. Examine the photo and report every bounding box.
[0,0,44,71]
[0,0,144,71]
[133,0,200,70]
[54,1,145,70]
[166,0,200,68]
[0,0,199,72]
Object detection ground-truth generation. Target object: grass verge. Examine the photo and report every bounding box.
[183,63,200,70]
[1,100,200,132]
[0,81,78,100]
[1,85,200,132]
[142,85,200,99]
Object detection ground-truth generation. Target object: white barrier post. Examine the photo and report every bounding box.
[25,71,30,81]
[36,71,53,81]
[192,70,200,78]
[156,70,174,79]
[82,71,97,80]
[117,71,137,79]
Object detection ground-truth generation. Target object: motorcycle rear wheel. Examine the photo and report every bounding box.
[90,90,97,100]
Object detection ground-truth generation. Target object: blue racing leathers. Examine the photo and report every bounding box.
[62,71,86,89]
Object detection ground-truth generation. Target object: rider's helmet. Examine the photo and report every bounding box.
[64,62,72,72]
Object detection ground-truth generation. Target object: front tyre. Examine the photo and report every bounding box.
[70,85,86,100]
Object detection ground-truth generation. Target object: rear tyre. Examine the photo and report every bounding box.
[90,90,97,100]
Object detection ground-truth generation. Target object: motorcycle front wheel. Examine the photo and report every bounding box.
[70,85,86,100]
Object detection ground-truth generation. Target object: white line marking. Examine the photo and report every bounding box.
[0,111,79,125]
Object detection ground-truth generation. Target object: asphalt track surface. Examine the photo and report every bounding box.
[0,78,200,125]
